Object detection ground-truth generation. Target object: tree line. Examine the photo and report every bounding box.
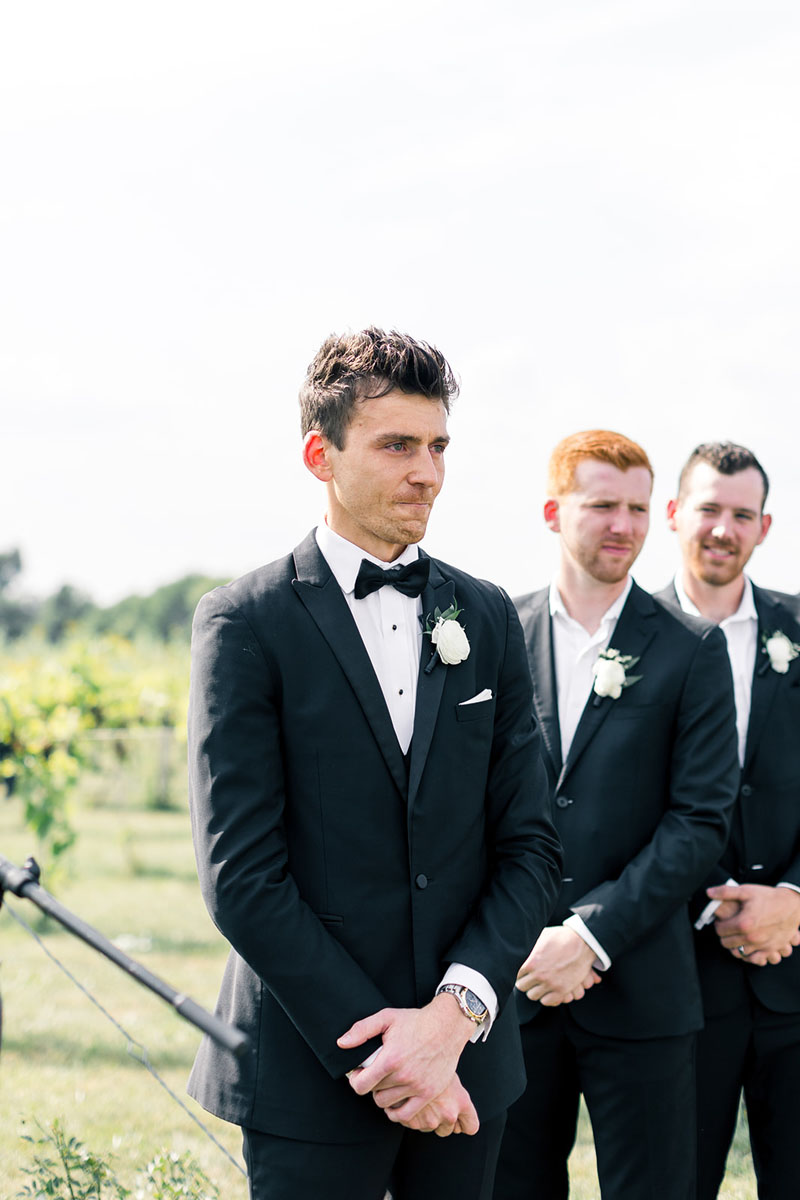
[0,549,227,643]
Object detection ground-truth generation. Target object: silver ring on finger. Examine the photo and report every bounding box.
[737,945,750,957]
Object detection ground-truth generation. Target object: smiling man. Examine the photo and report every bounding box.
[494,430,739,1200]
[659,442,800,1199]
[185,328,561,1200]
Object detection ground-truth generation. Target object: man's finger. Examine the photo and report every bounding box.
[707,884,751,902]
[337,1009,392,1050]
[372,1085,412,1110]
[515,969,540,992]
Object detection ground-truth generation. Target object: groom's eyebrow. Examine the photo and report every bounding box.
[377,431,451,446]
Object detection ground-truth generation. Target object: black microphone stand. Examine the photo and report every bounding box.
[0,852,249,1058]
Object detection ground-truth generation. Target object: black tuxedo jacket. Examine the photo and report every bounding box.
[186,532,562,1142]
[513,581,739,1040]
[657,582,800,1016]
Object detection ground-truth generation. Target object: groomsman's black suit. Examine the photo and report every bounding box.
[495,581,739,1200]
[186,532,561,1191]
[657,582,800,1199]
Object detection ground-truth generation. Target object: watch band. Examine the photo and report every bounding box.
[436,983,487,1024]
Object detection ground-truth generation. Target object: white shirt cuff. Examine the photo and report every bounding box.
[438,963,498,1042]
[564,913,611,971]
[777,881,800,896]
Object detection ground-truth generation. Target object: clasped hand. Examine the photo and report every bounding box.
[337,995,480,1137]
[515,925,601,1006]
[708,883,800,965]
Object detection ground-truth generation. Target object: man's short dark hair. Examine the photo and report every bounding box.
[677,441,770,509]
[299,327,459,449]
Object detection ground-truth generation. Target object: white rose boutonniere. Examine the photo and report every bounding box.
[591,647,642,701]
[762,630,800,675]
[424,601,470,671]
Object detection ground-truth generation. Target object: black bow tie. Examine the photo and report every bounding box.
[353,557,430,600]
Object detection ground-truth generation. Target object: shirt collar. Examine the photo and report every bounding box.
[315,521,420,596]
[673,572,757,628]
[548,574,633,626]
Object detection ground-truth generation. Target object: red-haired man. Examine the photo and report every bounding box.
[494,430,739,1200]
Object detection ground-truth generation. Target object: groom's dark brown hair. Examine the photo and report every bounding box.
[299,326,459,449]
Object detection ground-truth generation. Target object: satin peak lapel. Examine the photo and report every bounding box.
[290,532,408,798]
[408,561,455,810]
[558,584,658,790]
[519,593,562,776]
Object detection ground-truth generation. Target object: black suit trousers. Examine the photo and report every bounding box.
[696,991,800,1200]
[494,1007,696,1200]
[242,1113,507,1200]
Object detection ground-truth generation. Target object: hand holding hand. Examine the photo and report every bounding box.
[708,884,800,965]
[515,926,601,1006]
[337,994,476,1123]
[391,1075,480,1137]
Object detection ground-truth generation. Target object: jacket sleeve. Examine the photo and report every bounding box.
[188,589,386,1078]
[570,624,739,960]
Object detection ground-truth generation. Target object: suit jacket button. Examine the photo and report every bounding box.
[741,783,754,798]
[555,796,573,809]
[415,873,428,889]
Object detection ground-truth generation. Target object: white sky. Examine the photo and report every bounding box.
[3,0,799,604]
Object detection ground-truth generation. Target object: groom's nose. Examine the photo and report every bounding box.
[407,449,441,487]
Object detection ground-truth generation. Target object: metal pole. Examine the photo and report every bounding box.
[0,853,249,1058]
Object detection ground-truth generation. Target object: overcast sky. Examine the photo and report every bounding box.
[3,0,799,605]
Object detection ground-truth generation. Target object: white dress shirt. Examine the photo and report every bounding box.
[673,573,800,897]
[550,577,633,762]
[315,523,497,1037]
[548,576,633,971]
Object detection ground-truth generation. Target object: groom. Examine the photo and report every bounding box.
[186,328,562,1199]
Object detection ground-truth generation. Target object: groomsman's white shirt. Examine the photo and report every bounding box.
[546,577,634,970]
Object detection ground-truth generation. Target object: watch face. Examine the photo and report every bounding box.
[465,989,487,1018]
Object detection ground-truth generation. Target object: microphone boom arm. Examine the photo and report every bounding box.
[0,853,249,1059]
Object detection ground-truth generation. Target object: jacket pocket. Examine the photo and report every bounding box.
[455,699,495,722]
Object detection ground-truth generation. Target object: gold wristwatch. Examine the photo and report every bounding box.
[436,983,488,1024]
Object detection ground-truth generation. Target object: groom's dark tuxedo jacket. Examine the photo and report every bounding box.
[186,532,562,1142]
[657,582,800,1017]
[513,581,739,1039]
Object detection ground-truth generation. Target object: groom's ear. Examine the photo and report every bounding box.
[303,431,334,482]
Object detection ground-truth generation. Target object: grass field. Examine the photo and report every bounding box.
[0,789,757,1198]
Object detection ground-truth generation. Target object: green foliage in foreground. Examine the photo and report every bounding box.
[17,1118,219,1199]
[0,636,189,865]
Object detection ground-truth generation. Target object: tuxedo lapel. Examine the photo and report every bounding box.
[291,532,408,798]
[521,592,562,777]
[744,589,786,771]
[559,583,659,788]
[408,558,454,810]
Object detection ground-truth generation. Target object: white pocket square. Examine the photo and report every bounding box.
[459,689,493,706]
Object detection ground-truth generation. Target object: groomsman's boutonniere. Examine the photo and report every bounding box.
[762,630,800,675]
[423,601,470,673]
[592,647,642,702]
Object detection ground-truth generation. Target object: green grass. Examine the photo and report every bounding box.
[0,799,244,1198]
[567,1098,755,1198]
[0,783,758,1199]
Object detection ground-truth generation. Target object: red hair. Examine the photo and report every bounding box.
[547,430,653,496]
